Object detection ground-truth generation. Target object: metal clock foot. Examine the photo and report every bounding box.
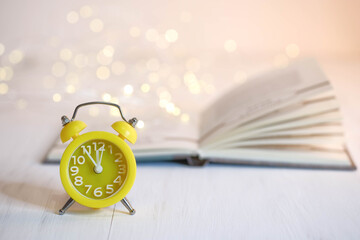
[59,197,75,215]
[121,197,136,215]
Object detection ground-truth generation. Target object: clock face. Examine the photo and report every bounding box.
[68,139,128,200]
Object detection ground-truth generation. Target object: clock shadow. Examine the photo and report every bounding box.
[0,181,120,216]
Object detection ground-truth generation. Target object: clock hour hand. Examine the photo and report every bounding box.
[98,147,105,166]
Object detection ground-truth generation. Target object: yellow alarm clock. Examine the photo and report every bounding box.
[58,101,138,215]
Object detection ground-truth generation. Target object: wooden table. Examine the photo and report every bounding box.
[1,61,360,239]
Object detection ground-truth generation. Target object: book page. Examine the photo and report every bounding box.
[199,59,332,146]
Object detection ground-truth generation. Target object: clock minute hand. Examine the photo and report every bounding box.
[83,149,97,167]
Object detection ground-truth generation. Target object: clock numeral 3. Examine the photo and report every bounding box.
[118,165,126,174]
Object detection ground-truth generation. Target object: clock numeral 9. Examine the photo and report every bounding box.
[74,176,83,186]
[71,155,85,165]
[114,153,123,162]
[70,166,79,176]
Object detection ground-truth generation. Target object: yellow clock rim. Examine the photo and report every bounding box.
[60,131,136,208]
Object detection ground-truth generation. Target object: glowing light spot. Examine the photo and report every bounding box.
[141,83,150,93]
[180,11,192,23]
[286,44,300,58]
[16,99,27,109]
[80,5,93,18]
[51,62,67,77]
[186,58,200,72]
[159,90,172,101]
[110,108,120,117]
[110,97,119,104]
[0,43,5,56]
[103,45,114,57]
[48,36,60,48]
[66,11,79,24]
[168,74,181,89]
[148,72,160,83]
[146,58,160,71]
[52,93,62,102]
[184,72,197,85]
[96,66,110,80]
[102,93,112,101]
[234,71,247,84]
[111,61,126,75]
[74,54,88,68]
[65,73,79,84]
[9,50,24,64]
[43,76,56,89]
[181,113,190,122]
[146,29,159,42]
[224,39,237,53]
[90,18,104,33]
[89,106,99,117]
[123,84,134,96]
[204,84,215,94]
[156,36,169,49]
[184,72,201,94]
[137,120,144,129]
[97,51,113,65]
[59,48,72,61]
[273,54,289,68]
[0,83,9,95]
[0,66,13,81]
[129,27,141,38]
[66,84,76,94]
[159,99,168,108]
[173,107,181,116]
[109,109,119,117]
[165,102,175,113]
[0,68,5,80]
[165,29,178,43]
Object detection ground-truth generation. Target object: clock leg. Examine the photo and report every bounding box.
[121,197,136,215]
[58,197,75,215]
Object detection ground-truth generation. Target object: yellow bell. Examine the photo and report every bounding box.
[60,120,87,143]
[111,121,137,144]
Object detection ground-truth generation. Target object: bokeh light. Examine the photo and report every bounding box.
[90,18,104,32]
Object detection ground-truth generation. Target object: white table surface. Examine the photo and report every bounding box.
[1,61,360,240]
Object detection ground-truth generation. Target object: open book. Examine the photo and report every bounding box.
[46,60,355,170]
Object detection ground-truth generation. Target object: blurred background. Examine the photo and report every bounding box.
[0,0,360,129]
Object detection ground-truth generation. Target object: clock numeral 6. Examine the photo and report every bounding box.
[74,176,83,186]
[70,166,79,176]
[71,155,85,165]
[94,187,103,197]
